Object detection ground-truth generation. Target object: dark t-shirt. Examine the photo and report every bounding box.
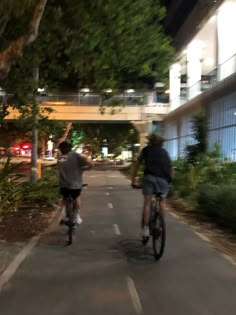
[138,145,172,183]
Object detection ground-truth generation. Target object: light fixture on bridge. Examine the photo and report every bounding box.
[80,88,90,93]
[37,88,45,93]
[155,82,165,88]
[103,89,113,93]
[125,89,135,93]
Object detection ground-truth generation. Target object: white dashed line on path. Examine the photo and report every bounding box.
[127,277,143,314]
[113,224,121,235]
[108,187,113,190]
[108,203,113,209]
[105,192,110,196]
[108,175,121,178]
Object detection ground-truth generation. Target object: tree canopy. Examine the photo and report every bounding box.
[1,0,174,97]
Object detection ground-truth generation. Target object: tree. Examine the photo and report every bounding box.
[185,111,208,164]
[0,0,48,80]
[1,0,174,96]
[70,123,139,157]
[0,0,173,181]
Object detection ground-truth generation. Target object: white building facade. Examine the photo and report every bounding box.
[165,0,236,160]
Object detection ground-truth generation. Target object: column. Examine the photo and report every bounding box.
[187,40,202,100]
[169,63,181,111]
[217,2,236,80]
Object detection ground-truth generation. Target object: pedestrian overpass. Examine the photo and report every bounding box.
[5,93,169,121]
[4,93,170,147]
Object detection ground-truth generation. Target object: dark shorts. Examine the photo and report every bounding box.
[142,175,169,199]
[60,188,81,199]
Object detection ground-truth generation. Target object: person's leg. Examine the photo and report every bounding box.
[159,198,167,216]
[142,175,155,238]
[155,177,169,217]
[59,188,68,224]
[74,196,81,209]
[142,194,152,238]
[73,190,82,224]
[143,195,152,226]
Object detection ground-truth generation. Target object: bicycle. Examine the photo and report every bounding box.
[64,184,87,245]
[132,184,166,260]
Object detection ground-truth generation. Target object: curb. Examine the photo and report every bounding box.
[0,202,62,294]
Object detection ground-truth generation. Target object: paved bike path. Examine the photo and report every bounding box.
[0,169,235,315]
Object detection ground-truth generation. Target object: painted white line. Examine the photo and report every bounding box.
[105,192,110,196]
[108,203,113,209]
[194,231,210,242]
[170,212,180,219]
[108,175,121,178]
[127,277,143,314]
[87,175,96,178]
[108,187,113,190]
[0,236,39,293]
[222,254,236,267]
[113,224,121,235]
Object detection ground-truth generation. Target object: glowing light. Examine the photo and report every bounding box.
[80,88,90,93]
[204,58,214,66]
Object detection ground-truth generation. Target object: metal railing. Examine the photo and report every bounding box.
[37,92,166,107]
[170,53,236,108]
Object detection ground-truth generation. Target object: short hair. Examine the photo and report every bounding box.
[147,133,165,146]
[58,141,72,154]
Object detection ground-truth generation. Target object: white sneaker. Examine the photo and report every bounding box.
[143,225,150,237]
[76,214,83,225]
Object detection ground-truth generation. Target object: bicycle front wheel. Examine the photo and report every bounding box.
[67,201,75,245]
[152,211,166,260]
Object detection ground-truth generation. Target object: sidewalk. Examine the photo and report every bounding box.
[0,204,62,278]
[0,241,25,277]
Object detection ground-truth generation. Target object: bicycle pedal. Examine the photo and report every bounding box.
[142,236,149,245]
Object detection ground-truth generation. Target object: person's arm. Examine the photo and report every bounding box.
[56,122,72,146]
[131,160,141,186]
[78,154,93,170]
[166,151,174,181]
[83,159,93,171]
[131,149,144,186]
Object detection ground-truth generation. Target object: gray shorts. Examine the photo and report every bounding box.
[142,175,169,198]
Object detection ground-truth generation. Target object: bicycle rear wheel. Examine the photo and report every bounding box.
[152,209,166,260]
[67,200,75,245]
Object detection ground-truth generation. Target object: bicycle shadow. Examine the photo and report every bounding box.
[116,238,158,265]
[39,227,72,248]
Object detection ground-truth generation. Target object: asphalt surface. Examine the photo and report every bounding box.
[0,168,236,314]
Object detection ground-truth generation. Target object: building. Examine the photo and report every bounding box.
[163,0,236,161]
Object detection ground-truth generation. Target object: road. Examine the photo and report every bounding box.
[0,168,235,314]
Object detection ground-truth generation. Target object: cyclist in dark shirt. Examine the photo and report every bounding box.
[131,133,173,240]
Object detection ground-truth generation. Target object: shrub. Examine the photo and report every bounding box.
[198,184,236,232]
[19,166,59,206]
[0,157,26,216]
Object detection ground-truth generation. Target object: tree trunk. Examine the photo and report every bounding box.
[0,0,48,80]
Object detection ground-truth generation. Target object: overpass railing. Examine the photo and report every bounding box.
[37,93,147,106]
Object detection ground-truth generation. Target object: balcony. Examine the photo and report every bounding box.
[170,53,236,109]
